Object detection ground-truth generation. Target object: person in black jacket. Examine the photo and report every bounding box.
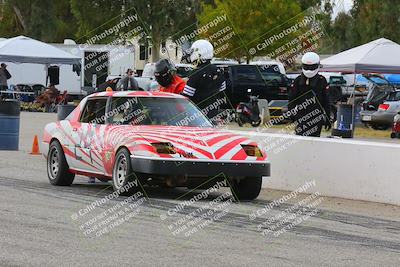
[182,40,226,120]
[288,52,331,137]
[0,63,11,90]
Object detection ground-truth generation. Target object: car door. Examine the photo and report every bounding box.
[68,97,108,175]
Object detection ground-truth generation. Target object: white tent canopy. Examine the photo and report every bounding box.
[0,35,81,65]
[320,38,400,74]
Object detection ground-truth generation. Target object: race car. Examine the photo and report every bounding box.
[43,91,270,200]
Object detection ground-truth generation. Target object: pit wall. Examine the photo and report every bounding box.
[232,131,400,206]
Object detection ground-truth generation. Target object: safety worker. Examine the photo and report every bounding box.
[154,59,186,94]
[182,40,226,119]
[288,52,331,137]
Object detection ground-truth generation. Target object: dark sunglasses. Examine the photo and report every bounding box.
[302,63,319,70]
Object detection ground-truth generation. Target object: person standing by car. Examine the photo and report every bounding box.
[0,63,12,91]
[288,52,331,137]
[116,68,139,91]
[182,40,226,119]
[154,59,186,94]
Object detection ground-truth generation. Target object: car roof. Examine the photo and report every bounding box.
[89,91,186,99]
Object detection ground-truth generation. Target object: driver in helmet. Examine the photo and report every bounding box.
[154,58,186,94]
[182,40,226,119]
[288,52,331,137]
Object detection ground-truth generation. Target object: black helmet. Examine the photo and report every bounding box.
[154,59,175,87]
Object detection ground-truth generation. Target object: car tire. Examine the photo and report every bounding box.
[47,140,75,186]
[237,114,245,127]
[330,105,337,122]
[112,148,142,196]
[251,119,261,127]
[229,176,262,201]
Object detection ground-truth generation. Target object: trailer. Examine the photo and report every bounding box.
[5,41,135,98]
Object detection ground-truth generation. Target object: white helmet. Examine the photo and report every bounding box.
[189,39,214,64]
[301,52,320,78]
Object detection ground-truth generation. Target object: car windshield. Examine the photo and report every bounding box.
[110,97,213,127]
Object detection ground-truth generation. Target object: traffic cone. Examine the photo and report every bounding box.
[30,135,41,155]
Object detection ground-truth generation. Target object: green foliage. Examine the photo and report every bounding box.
[1,0,400,59]
[123,0,199,61]
[198,0,316,62]
[327,0,400,53]
[0,0,77,42]
[0,1,24,37]
[351,0,400,45]
[70,0,126,43]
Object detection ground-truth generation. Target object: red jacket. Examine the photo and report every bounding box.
[160,75,186,94]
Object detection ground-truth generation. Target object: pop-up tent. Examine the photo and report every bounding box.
[0,35,81,65]
[320,38,400,74]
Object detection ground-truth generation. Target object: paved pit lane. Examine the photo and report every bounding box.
[0,112,399,266]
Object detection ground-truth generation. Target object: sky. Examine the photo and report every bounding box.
[332,0,354,18]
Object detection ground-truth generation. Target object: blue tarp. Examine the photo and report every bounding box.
[356,74,400,85]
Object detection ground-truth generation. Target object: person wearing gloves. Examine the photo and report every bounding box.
[288,52,331,137]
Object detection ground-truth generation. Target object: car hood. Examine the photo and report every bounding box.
[111,125,264,161]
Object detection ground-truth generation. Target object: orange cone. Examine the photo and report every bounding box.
[30,135,41,155]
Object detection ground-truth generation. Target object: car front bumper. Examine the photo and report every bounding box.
[130,155,270,177]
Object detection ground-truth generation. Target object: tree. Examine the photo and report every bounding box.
[70,0,126,44]
[124,0,199,61]
[197,0,309,63]
[0,0,25,37]
[351,0,400,45]
[70,0,199,61]
[329,12,354,52]
[0,0,77,42]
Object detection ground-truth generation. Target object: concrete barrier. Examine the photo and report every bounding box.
[232,131,400,206]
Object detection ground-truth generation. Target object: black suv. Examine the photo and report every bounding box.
[216,64,289,106]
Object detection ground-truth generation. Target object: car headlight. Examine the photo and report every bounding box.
[241,144,263,157]
[151,142,176,154]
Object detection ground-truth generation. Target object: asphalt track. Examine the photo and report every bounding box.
[0,112,399,267]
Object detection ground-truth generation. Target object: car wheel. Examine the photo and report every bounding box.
[237,114,245,127]
[251,119,261,127]
[47,140,75,186]
[330,105,337,122]
[112,148,142,196]
[229,176,262,201]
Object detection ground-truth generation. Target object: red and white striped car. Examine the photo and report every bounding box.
[43,91,270,200]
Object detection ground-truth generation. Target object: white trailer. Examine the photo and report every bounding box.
[5,40,135,96]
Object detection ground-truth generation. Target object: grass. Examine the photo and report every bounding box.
[352,126,392,139]
[228,122,393,140]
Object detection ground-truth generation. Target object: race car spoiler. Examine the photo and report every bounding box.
[130,155,270,177]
